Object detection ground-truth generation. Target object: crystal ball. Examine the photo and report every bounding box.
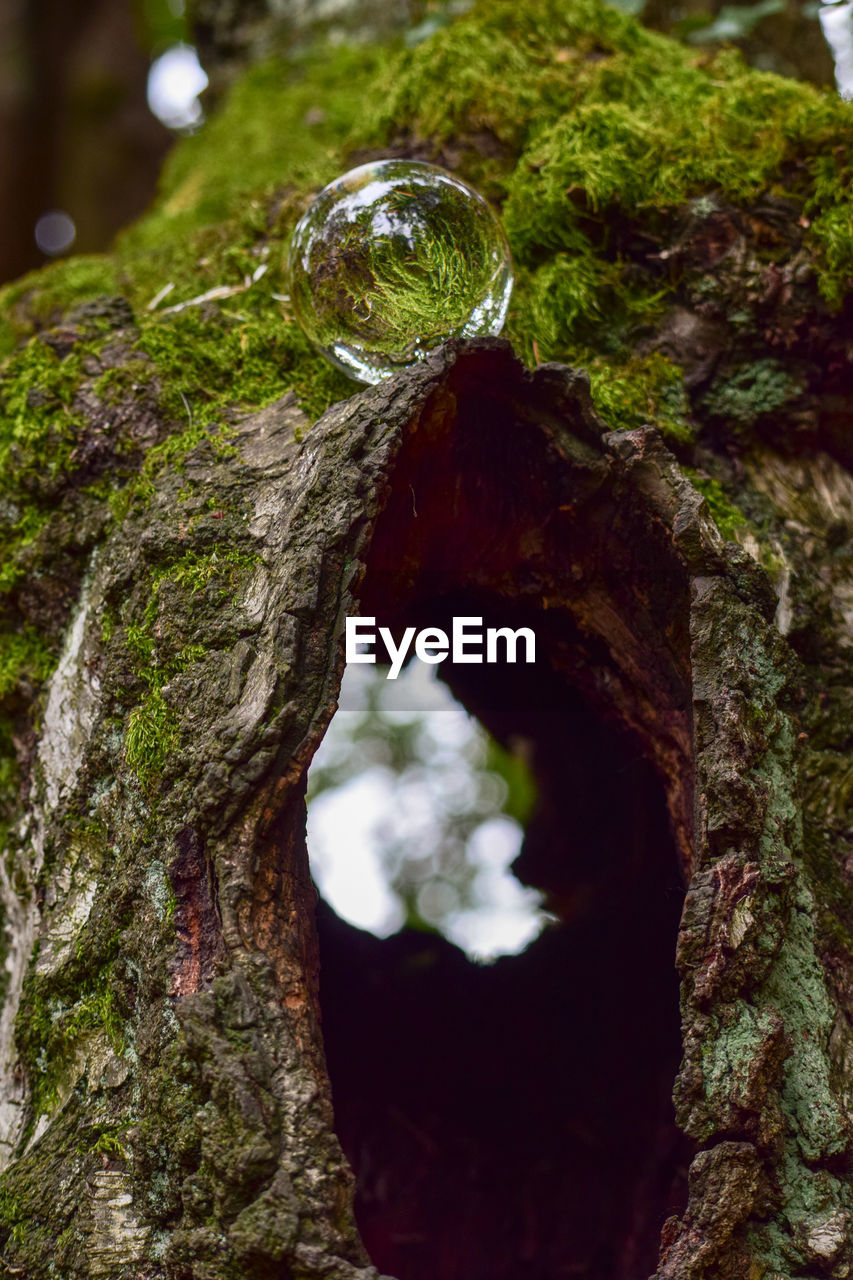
[287,159,514,385]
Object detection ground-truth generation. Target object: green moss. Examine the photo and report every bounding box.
[505,52,844,250]
[92,358,153,405]
[0,256,121,352]
[0,341,112,774]
[87,1127,129,1160]
[17,944,124,1117]
[0,339,88,491]
[125,688,179,785]
[0,1189,26,1247]
[805,152,853,306]
[701,359,802,427]
[0,628,53,699]
[365,0,852,310]
[685,468,749,539]
[511,251,663,365]
[367,0,660,161]
[121,546,259,784]
[51,1,853,436]
[136,295,346,434]
[0,334,112,678]
[586,351,694,445]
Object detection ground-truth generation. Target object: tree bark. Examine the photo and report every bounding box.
[2,3,853,1277]
[0,329,851,1277]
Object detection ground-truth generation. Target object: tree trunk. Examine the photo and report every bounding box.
[1,2,853,1277]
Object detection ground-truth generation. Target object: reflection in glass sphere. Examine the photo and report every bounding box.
[287,159,514,384]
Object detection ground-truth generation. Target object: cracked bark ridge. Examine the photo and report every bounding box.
[0,337,850,1276]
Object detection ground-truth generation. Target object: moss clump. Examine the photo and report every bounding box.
[701,358,802,428]
[685,468,749,539]
[587,351,694,445]
[503,49,845,254]
[365,0,852,313]
[514,249,665,368]
[0,256,121,353]
[0,339,89,495]
[805,156,853,308]
[120,546,259,785]
[86,1126,129,1160]
[125,687,180,786]
[17,948,124,1118]
[137,291,348,432]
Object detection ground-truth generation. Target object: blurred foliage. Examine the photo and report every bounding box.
[687,0,785,44]
[483,737,537,827]
[136,0,189,55]
[307,667,541,946]
[641,0,837,87]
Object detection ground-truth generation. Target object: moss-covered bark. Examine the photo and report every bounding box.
[1,0,852,1275]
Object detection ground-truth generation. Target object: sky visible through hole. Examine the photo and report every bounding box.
[306,662,552,962]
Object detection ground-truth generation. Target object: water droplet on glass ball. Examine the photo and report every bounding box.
[287,159,514,385]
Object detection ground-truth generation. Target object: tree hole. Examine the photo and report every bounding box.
[311,632,691,1280]
[306,348,696,1278]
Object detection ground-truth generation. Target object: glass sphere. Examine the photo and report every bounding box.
[287,159,514,385]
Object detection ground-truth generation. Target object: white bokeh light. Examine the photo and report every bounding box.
[443,817,548,960]
[308,768,408,937]
[820,0,853,98]
[147,43,208,131]
[34,210,76,256]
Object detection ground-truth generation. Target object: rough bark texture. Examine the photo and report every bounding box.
[0,332,850,1277]
[1,0,853,1275]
